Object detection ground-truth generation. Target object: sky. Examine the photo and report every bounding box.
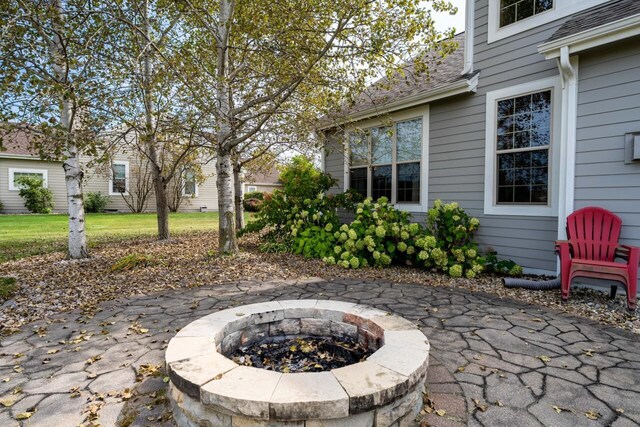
[431,0,466,34]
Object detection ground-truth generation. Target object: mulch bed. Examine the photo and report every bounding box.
[0,231,638,335]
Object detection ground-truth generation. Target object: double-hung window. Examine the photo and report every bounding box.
[109,161,129,195]
[484,77,560,216]
[183,169,198,197]
[348,118,422,205]
[8,168,48,191]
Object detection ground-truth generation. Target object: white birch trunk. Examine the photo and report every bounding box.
[233,162,244,230]
[142,0,170,240]
[215,0,239,253]
[53,0,88,259]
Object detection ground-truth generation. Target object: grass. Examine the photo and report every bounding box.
[0,277,17,300]
[0,212,248,263]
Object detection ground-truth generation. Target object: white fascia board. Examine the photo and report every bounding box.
[0,153,57,161]
[319,74,479,129]
[538,13,640,59]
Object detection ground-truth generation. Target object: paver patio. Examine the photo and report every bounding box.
[0,278,638,426]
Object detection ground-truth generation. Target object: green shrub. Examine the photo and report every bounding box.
[483,250,523,276]
[85,191,110,213]
[111,253,157,272]
[0,199,4,212]
[240,156,356,243]
[413,200,484,278]
[326,197,421,268]
[243,198,262,212]
[16,176,54,214]
[244,191,265,201]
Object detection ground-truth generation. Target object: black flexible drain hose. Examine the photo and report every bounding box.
[502,277,561,290]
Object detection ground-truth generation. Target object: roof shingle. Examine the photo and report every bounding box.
[546,0,640,43]
[339,33,473,117]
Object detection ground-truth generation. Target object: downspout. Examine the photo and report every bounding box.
[462,0,474,75]
[556,46,579,270]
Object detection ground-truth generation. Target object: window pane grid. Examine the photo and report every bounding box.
[372,165,392,201]
[396,162,420,203]
[500,0,553,27]
[349,167,367,199]
[496,90,551,205]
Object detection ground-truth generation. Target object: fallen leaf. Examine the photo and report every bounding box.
[585,410,602,420]
[537,355,551,363]
[0,396,18,407]
[616,408,625,414]
[16,411,34,420]
[456,366,465,372]
[435,409,446,416]
[473,399,488,412]
[582,349,594,357]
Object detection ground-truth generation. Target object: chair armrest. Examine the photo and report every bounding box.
[556,241,572,260]
[618,245,640,267]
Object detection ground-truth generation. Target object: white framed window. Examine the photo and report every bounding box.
[182,169,198,197]
[484,76,561,216]
[109,161,129,195]
[8,168,49,191]
[344,107,429,212]
[246,185,257,193]
[487,0,607,44]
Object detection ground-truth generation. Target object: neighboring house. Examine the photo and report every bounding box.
[0,130,220,213]
[243,166,283,194]
[322,0,640,276]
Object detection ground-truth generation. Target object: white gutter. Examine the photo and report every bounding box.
[538,13,640,59]
[318,73,479,129]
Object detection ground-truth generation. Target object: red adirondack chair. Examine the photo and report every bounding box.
[556,207,639,311]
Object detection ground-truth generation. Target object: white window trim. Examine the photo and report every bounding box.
[182,172,199,197]
[109,160,129,196]
[343,106,429,212]
[8,168,49,191]
[487,0,607,44]
[483,76,562,217]
[246,185,258,193]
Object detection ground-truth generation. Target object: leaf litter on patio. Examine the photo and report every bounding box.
[230,336,372,373]
[0,231,638,336]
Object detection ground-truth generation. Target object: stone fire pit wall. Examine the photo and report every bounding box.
[166,300,430,427]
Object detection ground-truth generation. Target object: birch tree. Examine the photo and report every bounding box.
[0,0,113,259]
[102,0,205,240]
[184,0,456,254]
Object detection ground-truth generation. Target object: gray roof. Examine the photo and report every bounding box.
[338,33,474,118]
[546,0,640,42]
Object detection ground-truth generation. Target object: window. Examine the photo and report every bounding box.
[183,169,198,197]
[8,168,48,191]
[348,117,423,206]
[496,90,551,204]
[500,0,553,27]
[488,0,605,44]
[246,185,257,193]
[484,77,561,216]
[109,161,129,195]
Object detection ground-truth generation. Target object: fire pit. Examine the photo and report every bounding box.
[166,300,430,426]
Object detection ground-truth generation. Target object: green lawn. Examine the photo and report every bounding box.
[0,212,238,262]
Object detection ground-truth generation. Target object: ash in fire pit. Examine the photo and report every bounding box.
[231,336,373,373]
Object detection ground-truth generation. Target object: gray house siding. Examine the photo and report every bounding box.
[324,133,346,195]
[426,0,573,273]
[575,37,640,249]
[323,1,640,274]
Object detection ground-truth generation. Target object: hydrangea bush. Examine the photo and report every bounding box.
[241,157,520,278]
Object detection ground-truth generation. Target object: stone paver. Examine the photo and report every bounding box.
[1,278,640,426]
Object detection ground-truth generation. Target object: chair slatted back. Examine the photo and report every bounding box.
[566,207,622,262]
